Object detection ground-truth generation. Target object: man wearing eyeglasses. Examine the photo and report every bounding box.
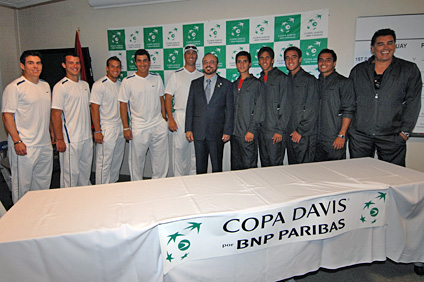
[315,49,355,162]
[349,28,422,166]
[185,53,233,174]
[165,45,203,176]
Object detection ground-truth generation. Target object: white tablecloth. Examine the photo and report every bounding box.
[0,158,423,281]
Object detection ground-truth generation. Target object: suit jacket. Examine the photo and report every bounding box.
[185,75,234,141]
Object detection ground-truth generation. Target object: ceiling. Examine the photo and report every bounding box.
[0,0,62,9]
[0,0,187,9]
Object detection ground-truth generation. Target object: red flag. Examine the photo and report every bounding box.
[75,31,87,81]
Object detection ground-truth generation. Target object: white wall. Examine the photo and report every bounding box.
[2,0,424,171]
[0,6,21,141]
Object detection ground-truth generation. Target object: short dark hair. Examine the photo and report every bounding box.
[284,46,302,59]
[203,53,219,64]
[235,51,251,63]
[371,28,396,46]
[107,56,121,67]
[20,50,42,64]
[62,52,79,64]
[134,49,150,62]
[318,48,337,62]
[258,46,274,60]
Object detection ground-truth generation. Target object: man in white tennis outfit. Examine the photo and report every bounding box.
[90,56,125,184]
[118,49,169,180]
[2,50,53,203]
[165,45,202,176]
[52,53,93,188]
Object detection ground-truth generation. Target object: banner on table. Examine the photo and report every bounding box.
[158,189,388,273]
[107,9,328,83]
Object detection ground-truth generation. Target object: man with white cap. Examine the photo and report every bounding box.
[165,45,203,176]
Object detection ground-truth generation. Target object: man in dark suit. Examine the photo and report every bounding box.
[185,53,233,174]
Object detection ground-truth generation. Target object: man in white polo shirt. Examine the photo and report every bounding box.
[165,45,203,176]
[118,49,168,180]
[52,53,92,188]
[90,56,125,184]
[2,50,53,203]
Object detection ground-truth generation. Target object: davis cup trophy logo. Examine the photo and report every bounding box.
[231,22,245,37]
[167,50,180,64]
[167,28,178,41]
[165,222,202,263]
[280,17,295,34]
[254,20,269,35]
[305,40,322,58]
[129,30,139,43]
[187,25,200,40]
[360,192,386,224]
[209,24,221,38]
[148,29,160,43]
[306,14,323,31]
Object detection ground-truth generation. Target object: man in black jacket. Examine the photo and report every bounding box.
[257,47,289,167]
[231,51,264,170]
[285,46,319,164]
[315,49,355,161]
[349,28,422,166]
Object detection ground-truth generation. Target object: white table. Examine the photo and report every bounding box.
[0,158,423,281]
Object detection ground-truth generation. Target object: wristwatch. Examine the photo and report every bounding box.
[401,131,410,140]
[338,134,345,139]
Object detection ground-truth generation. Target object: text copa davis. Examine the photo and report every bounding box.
[222,198,347,249]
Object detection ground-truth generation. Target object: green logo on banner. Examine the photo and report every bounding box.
[306,13,323,31]
[164,48,183,70]
[205,46,226,69]
[360,192,386,224]
[226,19,249,45]
[183,23,204,47]
[274,14,301,41]
[108,29,125,51]
[226,68,240,82]
[300,38,327,65]
[249,42,274,68]
[126,50,137,71]
[208,24,222,39]
[119,71,127,80]
[254,20,269,35]
[144,27,163,49]
[150,70,165,82]
[167,28,179,41]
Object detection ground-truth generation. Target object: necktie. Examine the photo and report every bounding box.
[205,79,211,104]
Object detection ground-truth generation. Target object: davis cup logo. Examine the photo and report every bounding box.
[306,14,323,31]
[165,222,202,263]
[231,22,245,37]
[209,24,221,38]
[232,46,245,60]
[150,51,160,63]
[167,28,178,41]
[305,41,322,57]
[187,25,200,40]
[254,20,269,35]
[148,29,160,42]
[280,17,295,34]
[167,50,179,63]
[129,31,139,43]
[111,31,122,44]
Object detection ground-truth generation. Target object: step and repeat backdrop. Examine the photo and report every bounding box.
[107,9,328,84]
[353,13,424,135]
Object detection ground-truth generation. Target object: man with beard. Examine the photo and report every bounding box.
[185,53,233,174]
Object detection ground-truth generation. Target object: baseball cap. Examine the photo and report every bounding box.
[184,44,198,54]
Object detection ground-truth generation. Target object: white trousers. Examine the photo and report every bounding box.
[171,111,196,176]
[59,138,93,188]
[129,120,169,181]
[9,143,52,203]
[95,125,125,184]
